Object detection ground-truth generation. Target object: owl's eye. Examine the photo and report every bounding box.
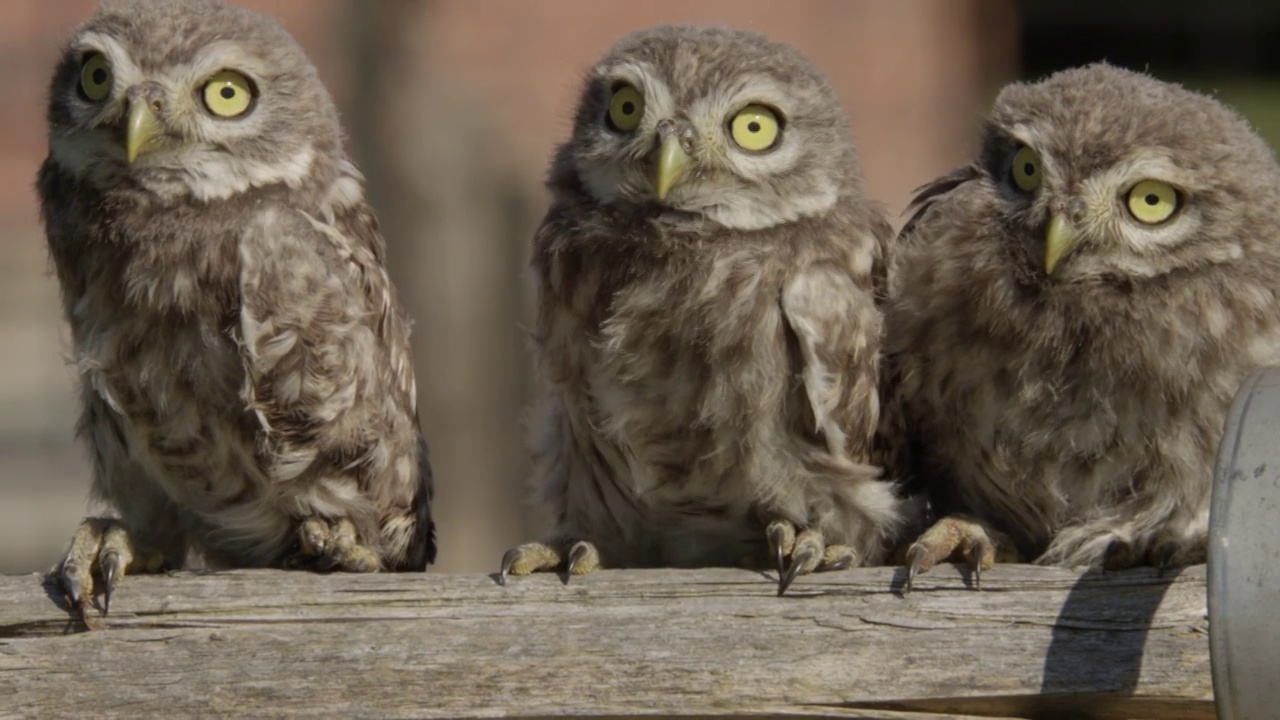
[202,70,254,118]
[79,53,113,102]
[730,104,780,152]
[1010,146,1042,192]
[607,85,644,132]
[1126,180,1179,224]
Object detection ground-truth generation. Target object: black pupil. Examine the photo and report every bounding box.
[220,86,236,100]
[1145,193,1160,206]
[1022,162,1035,176]
[621,101,634,115]
[747,121,761,133]
[91,68,107,85]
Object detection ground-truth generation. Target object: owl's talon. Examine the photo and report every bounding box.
[56,518,163,621]
[819,545,857,573]
[765,520,795,578]
[497,538,582,584]
[1102,537,1138,571]
[903,543,927,594]
[777,546,815,596]
[100,550,122,615]
[498,548,520,586]
[901,514,1014,592]
[565,540,601,581]
[60,562,85,610]
[291,517,381,572]
[777,529,826,596]
[955,536,991,590]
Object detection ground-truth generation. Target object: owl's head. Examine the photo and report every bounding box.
[978,62,1280,282]
[561,25,860,231]
[46,0,340,200]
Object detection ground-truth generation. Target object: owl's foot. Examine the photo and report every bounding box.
[765,520,857,596]
[498,537,600,586]
[58,517,165,622]
[903,514,1017,593]
[1095,525,1203,568]
[1146,530,1207,570]
[286,517,382,572]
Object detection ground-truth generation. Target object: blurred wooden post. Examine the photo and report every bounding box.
[344,1,540,573]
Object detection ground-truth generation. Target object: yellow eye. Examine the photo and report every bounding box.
[608,85,644,132]
[79,53,113,102]
[730,104,780,152]
[1011,146,1042,192]
[202,70,254,118]
[1127,180,1179,224]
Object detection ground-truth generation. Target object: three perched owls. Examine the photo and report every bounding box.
[498,26,909,594]
[889,63,1280,585]
[39,0,435,616]
[39,0,1268,608]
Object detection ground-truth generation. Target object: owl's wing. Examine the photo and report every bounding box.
[237,193,435,569]
[882,165,981,506]
[898,164,982,244]
[780,262,881,461]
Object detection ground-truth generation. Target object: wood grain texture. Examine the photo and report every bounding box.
[0,564,1211,719]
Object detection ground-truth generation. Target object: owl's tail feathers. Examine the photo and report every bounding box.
[400,433,438,570]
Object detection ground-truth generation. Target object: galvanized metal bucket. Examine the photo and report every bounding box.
[1209,366,1280,720]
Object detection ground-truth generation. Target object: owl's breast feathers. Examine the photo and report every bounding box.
[532,190,891,524]
[891,166,1280,556]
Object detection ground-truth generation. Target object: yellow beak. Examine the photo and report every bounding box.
[1044,214,1081,275]
[126,100,164,164]
[655,133,691,201]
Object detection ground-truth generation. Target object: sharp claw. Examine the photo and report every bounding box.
[498,548,520,587]
[565,542,590,582]
[777,548,814,597]
[101,550,121,615]
[904,546,922,595]
[766,523,787,577]
[823,555,854,573]
[60,563,83,608]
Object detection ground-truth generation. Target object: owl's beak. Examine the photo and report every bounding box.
[1044,214,1081,275]
[125,100,164,164]
[655,132,692,201]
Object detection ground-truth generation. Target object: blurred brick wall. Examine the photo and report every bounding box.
[0,0,1016,573]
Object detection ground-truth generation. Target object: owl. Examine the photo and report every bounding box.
[38,0,436,617]
[498,25,908,595]
[888,62,1280,588]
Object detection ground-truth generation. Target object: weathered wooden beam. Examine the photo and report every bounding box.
[0,565,1211,719]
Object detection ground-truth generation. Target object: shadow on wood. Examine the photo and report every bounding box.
[0,564,1211,718]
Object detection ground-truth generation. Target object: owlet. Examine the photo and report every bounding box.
[888,63,1280,587]
[500,25,909,595]
[38,0,437,617]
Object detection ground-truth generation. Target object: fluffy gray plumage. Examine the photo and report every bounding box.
[39,0,435,616]
[889,63,1280,579]
[500,25,909,593]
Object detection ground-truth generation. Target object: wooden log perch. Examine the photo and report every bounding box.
[0,564,1211,719]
